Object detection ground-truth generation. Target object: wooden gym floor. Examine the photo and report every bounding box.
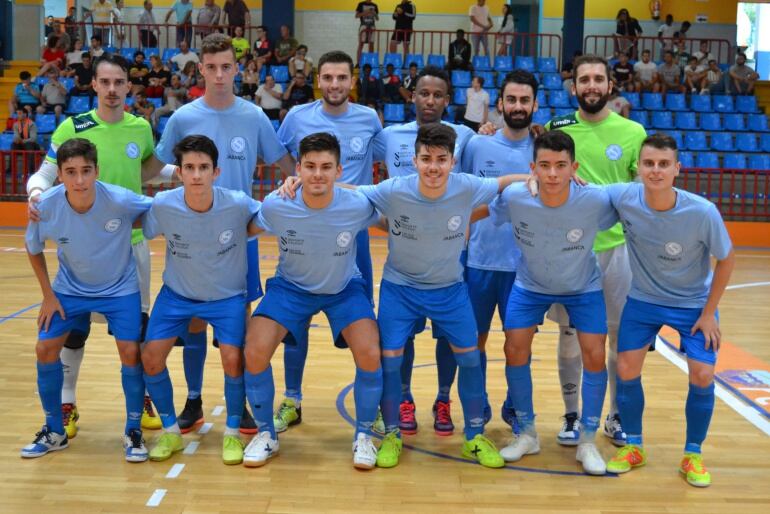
[0,229,769,513]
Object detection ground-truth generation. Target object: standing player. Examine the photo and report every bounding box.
[272,50,382,434]
[371,65,476,436]
[143,33,294,434]
[242,133,383,469]
[22,138,152,462]
[545,55,647,447]
[26,53,160,437]
[461,69,538,429]
[605,134,734,488]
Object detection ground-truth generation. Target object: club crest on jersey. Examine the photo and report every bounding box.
[566,228,584,243]
[218,229,234,245]
[350,136,364,153]
[336,231,353,248]
[230,136,246,153]
[605,144,623,161]
[664,241,683,256]
[125,142,140,159]
[447,215,463,232]
[104,218,122,232]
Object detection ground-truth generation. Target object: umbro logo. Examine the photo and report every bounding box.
[58,237,69,244]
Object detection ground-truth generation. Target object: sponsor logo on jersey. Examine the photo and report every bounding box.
[566,228,584,243]
[72,113,98,133]
[350,136,364,153]
[664,241,683,256]
[550,114,578,128]
[230,136,246,153]
[605,144,623,161]
[218,229,234,245]
[125,142,140,159]
[447,215,463,232]
[104,218,122,232]
[336,231,353,248]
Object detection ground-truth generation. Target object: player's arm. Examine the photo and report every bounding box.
[496,173,531,192]
[691,249,735,351]
[27,245,65,331]
[470,205,489,224]
[247,219,265,236]
[141,154,177,184]
[274,153,296,179]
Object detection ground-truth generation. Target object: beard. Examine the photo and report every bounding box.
[576,91,610,114]
[503,109,533,129]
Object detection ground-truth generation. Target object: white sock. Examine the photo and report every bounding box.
[165,423,181,434]
[60,346,84,404]
[606,329,619,418]
[224,426,239,436]
[557,326,582,415]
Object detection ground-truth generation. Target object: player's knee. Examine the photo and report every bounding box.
[221,349,243,376]
[36,340,59,363]
[64,331,88,349]
[453,348,480,368]
[615,353,639,380]
[118,343,141,366]
[188,317,207,333]
[689,366,714,388]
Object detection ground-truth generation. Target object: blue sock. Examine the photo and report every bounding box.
[435,337,457,403]
[505,363,535,433]
[37,360,64,434]
[244,366,276,438]
[685,382,715,454]
[382,355,403,435]
[400,337,415,402]
[617,376,644,446]
[354,367,383,436]
[455,350,484,439]
[580,368,608,438]
[283,332,308,402]
[224,374,245,431]
[182,330,207,400]
[144,368,177,428]
[480,350,488,404]
[121,364,145,433]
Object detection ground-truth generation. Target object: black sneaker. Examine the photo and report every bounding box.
[178,397,204,433]
[240,403,258,434]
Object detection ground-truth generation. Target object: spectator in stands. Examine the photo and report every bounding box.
[64,6,79,45]
[37,69,68,123]
[170,39,199,71]
[145,54,171,98]
[131,90,154,122]
[231,25,251,63]
[399,61,418,102]
[280,70,314,120]
[607,88,631,118]
[381,63,402,103]
[487,99,504,128]
[657,14,676,60]
[139,1,159,48]
[468,0,493,57]
[703,59,724,94]
[165,0,193,46]
[65,39,85,70]
[197,0,222,43]
[449,29,472,71]
[38,36,66,78]
[86,0,114,46]
[289,45,313,79]
[253,26,272,75]
[634,49,659,92]
[187,73,206,100]
[89,35,104,58]
[223,0,250,36]
[239,59,260,99]
[612,51,635,92]
[11,109,40,168]
[152,73,187,128]
[497,3,515,56]
[357,63,382,112]
[672,21,691,66]
[390,0,416,57]
[9,71,41,116]
[274,25,298,65]
[684,56,706,94]
[463,75,488,131]
[129,51,150,95]
[113,0,126,49]
[71,52,95,98]
[53,21,72,53]
[657,50,685,98]
[561,50,581,92]
[614,8,642,59]
[355,1,379,64]
[693,40,715,67]
[729,53,759,96]
[255,74,283,120]
[177,60,198,87]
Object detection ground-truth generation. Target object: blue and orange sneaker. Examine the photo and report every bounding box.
[679,453,711,487]
[432,400,454,436]
[607,444,647,474]
[399,400,418,435]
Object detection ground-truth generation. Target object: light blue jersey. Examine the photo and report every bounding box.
[461,130,534,272]
[489,182,619,295]
[607,183,733,308]
[143,187,260,301]
[359,173,498,289]
[25,182,151,297]
[277,100,382,185]
[155,97,288,195]
[372,120,475,177]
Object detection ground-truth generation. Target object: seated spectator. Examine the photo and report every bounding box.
[462,75,488,131]
[38,35,66,78]
[129,51,150,95]
[170,39,199,71]
[36,69,68,123]
[152,73,187,128]
[187,74,206,100]
[274,25,298,65]
[11,108,40,154]
[399,62,418,102]
[289,44,314,79]
[131,90,154,122]
[657,50,685,97]
[52,21,71,53]
[607,88,630,118]
[612,52,635,92]
[9,71,41,116]
[89,35,105,58]
[239,59,260,99]
[65,39,85,69]
[280,71,315,121]
[703,59,724,94]
[255,74,283,120]
[693,40,715,67]
[145,54,171,98]
[729,53,759,95]
[177,60,198,88]
[683,56,706,94]
[634,49,659,92]
[449,29,472,71]
[487,100,503,129]
[253,26,273,74]
[357,63,382,111]
[196,0,222,43]
[71,53,95,97]
[231,25,251,64]
[381,63,402,103]
[561,50,581,92]
[672,32,690,68]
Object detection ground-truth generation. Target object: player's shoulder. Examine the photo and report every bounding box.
[605,181,639,202]
[605,111,646,134]
[151,186,183,207]
[445,120,475,137]
[37,184,66,211]
[676,187,718,213]
[59,111,100,135]
[288,99,320,115]
[348,102,381,122]
[547,111,579,130]
[120,111,153,131]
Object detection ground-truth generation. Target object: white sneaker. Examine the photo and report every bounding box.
[352,432,377,470]
[576,442,607,475]
[603,413,627,447]
[20,426,68,458]
[500,432,540,462]
[123,429,149,463]
[243,432,279,467]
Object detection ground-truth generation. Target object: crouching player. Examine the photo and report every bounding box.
[242,133,382,469]
[22,138,152,462]
[606,133,734,487]
[140,135,261,465]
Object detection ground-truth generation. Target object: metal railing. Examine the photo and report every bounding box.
[584,35,733,65]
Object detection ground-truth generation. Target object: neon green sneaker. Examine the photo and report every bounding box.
[607,444,647,474]
[462,434,505,468]
[273,399,302,433]
[149,432,184,462]
[222,435,245,465]
[376,431,403,468]
[679,453,711,487]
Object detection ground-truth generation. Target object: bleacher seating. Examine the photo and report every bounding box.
[667,130,684,149]
[537,57,557,73]
[120,47,138,61]
[736,95,759,113]
[472,55,491,71]
[651,111,673,129]
[736,133,760,153]
[689,95,710,113]
[405,54,424,69]
[156,115,170,135]
[762,134,770,153]
[700,112,721,131]
[451,70,472,88]
[383,53,403,70]
[148,97,163,109]
[548,90,570,108]
[679,151,695,168]
[514,56,535,72]
[162,48,180,63]
[427,54,446,69]
[66,96,90,114]
[712,95,734,113]
[553,108,572,117]
[723,153,747,169]
[494,56,513,72]
[710,132,734,152]
[0,133,14,151]
[486,88,499,106]
[665,94,687,111]
[359,52,379,69]
[144,47,160,59]
[748,154,770,170]
[536,90,547,106]
[383,103,405,122]
[533,109,552,125]
[35,114,57,134]
[675,111,697,130]
[685,131,708,151]
[474,71,494,87]
[621,92,640,110]
[542,73,562,90]
[696,152,720,168]
[642,93,664,111]
[270,65,290,83]
[629,110,648,128]
[724,113,747,132]
[452,88,467,105]
[748,114,769,132]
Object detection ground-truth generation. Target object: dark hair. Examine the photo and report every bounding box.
[173,135,219,168]
[708,59,716,65]
[298,132,341,165]
[573,54,610,81]
[135,50,145,59]
[456,29,465,36]
[641,132,678,156]
[363,63,372,71]
[91,35,102,43]
[499,69,539,98]
[415,65,451,91]
[641,49,651,55]
[681,21,691,31]
[473,75,485,87]
[533,130,575,161]
[257,25,268,34]
[297,44,308,52]
[664,50,674,58]
[201,33,235,60]
[94,53,130,78]
[81,51,91,60]
[409,62,418,68]
[700,39,709,45]
[317,50,354,75]
[19,71,31,81]
[57,138,98,167]
[414,122,456,155]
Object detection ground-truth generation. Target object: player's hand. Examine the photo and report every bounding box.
[526,175,539,196]
[477,121,496,135]
[28,193,42,222]
[277,176,302,199]
[691,312,721,351]
[38,294,65,332]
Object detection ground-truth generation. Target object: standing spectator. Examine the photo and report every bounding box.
[672,21,692,66]
[131,90,154,122]
[71,52,95,98]
[129,51,150,95]
[561,50,581,92]
[356,1,379,64]
[138,1,159,48]
[607,88,631,118]
[381,63,402,103]
[36,70,68,123]
[634,49,659,92]
[729,53,759,95]
[462,75,488,131]
[357,63,382,111]
[612,52,635,92]
[389,0,416,57]
[239,59,260,99]
[255,74,283,120]
[657,50,685,98]
[44,16,55,40]
[497,3,515,56]
[9,71,41,116]
[86,0,114,46]
[64,6,79,45]
[152,73,187,128]
[112,0,126,49]
[289,45,313,79]
[53,21,72,53]
[399,61,418,102]
[223,0,250,36]
[187,73,206,100]
[197,0,222,43]
[693,40,716,67]
[231,25,251,63]
[448,29,472,71]
[89,35,105,58]
[280,71,314,120]
[657,14,676,60]
[468,0,492,57]
[703,59,724,94]
[170,40,199,71]
[614,8,642,59]
[165,0,193,46]
[11,109,39,172]
[684,56,706,94]
[273,25,298,65]
[252,26,272,75]
[145,54,171,98]
[177,60,198,87]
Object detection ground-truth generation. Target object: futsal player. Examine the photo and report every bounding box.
[605,134,734,488]
[22,138,152,462]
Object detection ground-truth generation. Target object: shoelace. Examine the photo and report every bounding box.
[435,402,452,424]
[34,428,54,445]
[128,430,144,449]
[563,414,578,432]
[400,402,416,423]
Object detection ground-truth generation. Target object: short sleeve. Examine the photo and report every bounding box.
[488,192,511,227]
[357,180,391,215]
[604,183,629,208]
[255,109,289,164]
[46,120,75,164]
[154,113,181,164]
[142,203,161,240]
[123,190,153,220]
[25,221,44,255]
[245,197,261,225]
[702,204,732,260]
[596,188,620,231]
[468,175,499,208]
[460,137,477,174]
[140,121,154,161]
[372,130,386,162]
[276,111,297,158]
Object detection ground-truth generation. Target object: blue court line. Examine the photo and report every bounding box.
[0,303,40,324]
[334,362,616,478]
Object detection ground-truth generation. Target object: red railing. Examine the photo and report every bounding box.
[676,168,770,220]
[583,35,733,65]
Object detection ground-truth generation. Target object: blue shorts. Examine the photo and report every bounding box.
[618,297,718,365]
[504,285,607,334]
[378,280,478,352]
[146,286,247,347]
[253,276,375,348]
[356,230,374,306]
[38,292,142,341]
[247,237,263,302]
[466,267,516,334]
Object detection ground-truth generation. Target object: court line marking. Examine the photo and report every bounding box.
[725,281,770,290]
[0,303,40,324]
[165,463,185,479]
[211,405,224,416]
[183,441,199,455]
[198,422,213,435]
[145,489,167,507]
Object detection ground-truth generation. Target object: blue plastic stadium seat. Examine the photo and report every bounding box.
[514,56,535,72]
[474,71,494,88]
[452,88,467,105]
[679,151,695,168]
[104,46,117,54]
[162,48,180,63]
[383,103,405,122]
[0,133,14,151]
[537,57,557,73]
[124,95,135,107]
[542,73,562,90]
[486,88,499,106]
[629,110,649,128]
[675,111,697,130]
[712,95,734,113]
[696,152,720,168]
[156,115,170,135]
[667,130,684,150]
[748,114,769,132]
[404,54,424,69]
[723,153,747,169]
[383,53,403,70]
[724,113,747,132]
[548,89,571,108]
[762,133,770,153]
[451,70,472,88]
[144,47,160,59]
[533,108,552,126]
[641,93,663,111]
[35,114,56,134]
[553,108,573,117]
[269,65,290,83]
[472,55,491,71]
[360,52,379,69]
[651,111,674,129]
[66,96,90,114]
[60,77,75,91]
[443,104,458,122]
[690,94,711,113]
[709,132,734,152]
[748,154,770,170]
[569,94,579,108]
[699,112,721,131]
[736,133,760,153]
[735,95,759,113]
[120,47,137,61]
[148,97,162,109]
[494,55,513,72]
[665,93,687,111]
[427,54,446,69]
[36,77,49,88]
[621,92,640,110]
[536,89,547,106]
[685,131,708,151]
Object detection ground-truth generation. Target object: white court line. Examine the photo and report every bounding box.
[726,281,770,291]
[655,336,770,437]
[211,405,224,416]
[198,422,213,434]
[183,441,199,455]
[146,489,167,507]
[165,463,185,479]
